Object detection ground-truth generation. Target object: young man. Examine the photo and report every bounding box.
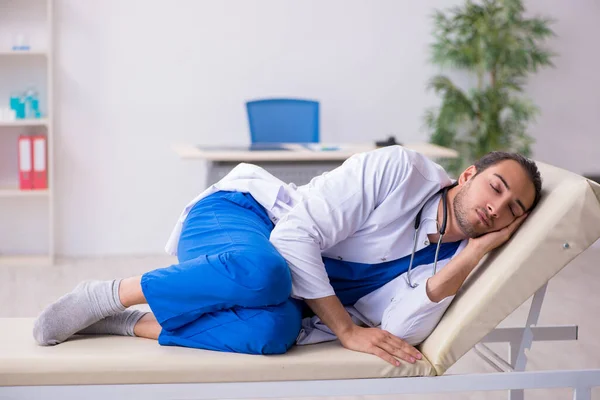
[33,146,541,367]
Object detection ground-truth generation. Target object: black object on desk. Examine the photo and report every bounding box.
[585,175,600,184]
[375,136,402,147]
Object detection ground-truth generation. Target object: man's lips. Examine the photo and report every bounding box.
[477,209,490,227]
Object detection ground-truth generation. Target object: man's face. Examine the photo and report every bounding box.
[454,160,536,238]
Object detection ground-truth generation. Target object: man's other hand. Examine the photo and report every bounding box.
[338,325,422,366]
[467,213,529,258]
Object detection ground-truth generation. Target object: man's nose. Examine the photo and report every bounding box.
[488,197,511,218]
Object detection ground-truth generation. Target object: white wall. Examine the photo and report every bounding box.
[3,0,599,256]
[54,0,457,256]
[525,0,600,174]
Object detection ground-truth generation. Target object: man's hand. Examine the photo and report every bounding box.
[467,213,529,258]
[305,296,422,366]
[338,325,422,366]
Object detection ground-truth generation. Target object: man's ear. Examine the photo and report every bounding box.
[458,165,478,184]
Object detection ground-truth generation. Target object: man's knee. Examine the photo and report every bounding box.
[223,248,292,304]
[252,301,302,355]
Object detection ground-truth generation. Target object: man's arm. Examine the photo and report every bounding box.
[269,148,426,366]
[305,296,423,366]
[425,245,482,303]
[426,213,529,303]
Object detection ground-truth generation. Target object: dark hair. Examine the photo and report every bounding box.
[473,151,543,211]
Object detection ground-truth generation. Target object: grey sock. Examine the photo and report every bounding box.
[77,309,147,337]
[33,279,126,346]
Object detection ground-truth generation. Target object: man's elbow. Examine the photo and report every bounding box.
[425,278,456,303]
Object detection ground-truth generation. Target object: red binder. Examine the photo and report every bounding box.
[18,135,33,190]
[32,135,48,190]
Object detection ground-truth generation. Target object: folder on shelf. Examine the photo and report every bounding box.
[32,135,47,190]
[18,135,33,190]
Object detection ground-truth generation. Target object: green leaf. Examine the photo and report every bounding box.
[423,0,556,166]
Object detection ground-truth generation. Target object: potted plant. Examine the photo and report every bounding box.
[424,0,557,175]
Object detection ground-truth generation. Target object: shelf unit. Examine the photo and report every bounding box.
[0,0,54,267]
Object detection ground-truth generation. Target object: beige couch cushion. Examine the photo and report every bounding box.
[420,161,600,375]
[0,318,435,386]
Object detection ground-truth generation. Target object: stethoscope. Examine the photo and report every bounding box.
[405,182,458,288]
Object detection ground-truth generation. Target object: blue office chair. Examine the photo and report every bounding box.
[246,98,319,143]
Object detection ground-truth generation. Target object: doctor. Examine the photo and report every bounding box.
[33,146,541,367]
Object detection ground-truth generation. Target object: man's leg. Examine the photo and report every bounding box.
[141,243,291,332]
[80,298,301,356]
[158,299,303,355]
[76,244,301,351]
[139,191,291,333]
[133,312,161,339]
[119,275,146,307]
[134,191,301,352]
[34,191,294,348]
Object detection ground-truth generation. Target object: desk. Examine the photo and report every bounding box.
[172,142,459,187]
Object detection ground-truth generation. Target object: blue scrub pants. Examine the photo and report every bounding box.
[141,191,303,355]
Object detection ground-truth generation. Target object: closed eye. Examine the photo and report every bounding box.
[491,183,516,217]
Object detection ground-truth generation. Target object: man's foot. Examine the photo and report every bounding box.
[33,280,126,345]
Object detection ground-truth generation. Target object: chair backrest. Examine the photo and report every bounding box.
[420,161,600,375]
[246,98,319,143]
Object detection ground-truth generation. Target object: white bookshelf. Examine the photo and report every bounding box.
[0,0,54,267]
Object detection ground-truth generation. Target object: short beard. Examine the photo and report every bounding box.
[453,181,480,238]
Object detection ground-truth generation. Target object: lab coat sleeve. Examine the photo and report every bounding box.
[380,280,454,346]
[270,146,412,300]
[295,311,367,345]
